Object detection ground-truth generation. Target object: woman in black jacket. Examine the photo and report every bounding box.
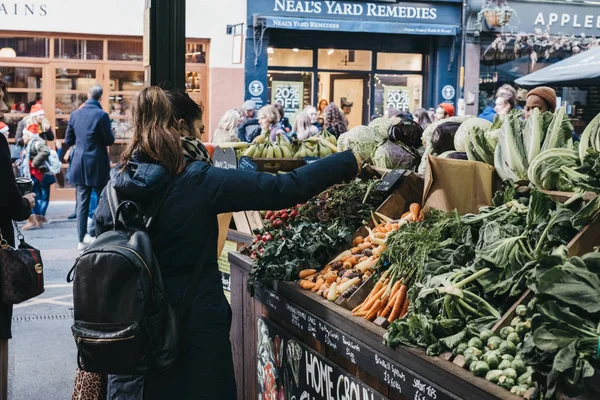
[94,87,360,399]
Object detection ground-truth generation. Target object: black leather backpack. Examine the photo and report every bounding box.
[67,182,204,374]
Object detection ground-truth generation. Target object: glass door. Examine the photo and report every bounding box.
[329,73,370,128]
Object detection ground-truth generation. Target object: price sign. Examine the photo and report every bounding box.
[212,147,237,170]
[272,81,304,122]
[238,156,258,171]
[376,169,407,192]
[384,86,412,112]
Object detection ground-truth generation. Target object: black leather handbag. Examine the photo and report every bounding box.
[0,222,45,304]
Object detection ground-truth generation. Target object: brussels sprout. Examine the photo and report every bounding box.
[503,368,518,380]
[473,361,490,377]
[485,369,503,384]
[500,341,517,356]
[511,359,526,375]
[468,337,484,350]
[487,336,503,350]
[511,385,530,396]
[510,316,522,327]
[498,360,512,370]
[507,332,521,345]
[517,370,532,386]
[515,321,531,337]
[479,329,494,343]
[499,377,515,390]
[469,360,479,373]
[527,297,536,311]
[515,305,527,317]
[501,354,515,362]
[464,354,479,368]
[500,326,516,340]
[455,343,469,356]
[464,347,483,358]
[483,353,499,370]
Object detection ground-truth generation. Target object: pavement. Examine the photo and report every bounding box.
[8,201,80,400]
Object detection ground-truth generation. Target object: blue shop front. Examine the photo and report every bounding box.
[244,0,463,128]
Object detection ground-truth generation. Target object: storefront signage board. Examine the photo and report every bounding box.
[217,240,236,302]
[503,2,600,37]
[272,81,304,121]
[257,317,388,400]
[255,284,456,400]
[384,86,412,112]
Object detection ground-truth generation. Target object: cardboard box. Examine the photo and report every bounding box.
[423,155,496,215]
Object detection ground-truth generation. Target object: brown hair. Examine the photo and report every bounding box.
[121,86,184,175]
[324,103,347,135]
[258,105,280,126]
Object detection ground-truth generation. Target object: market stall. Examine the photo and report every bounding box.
[226,111,600,400]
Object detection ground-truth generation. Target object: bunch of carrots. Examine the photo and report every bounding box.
[352,272,409,323]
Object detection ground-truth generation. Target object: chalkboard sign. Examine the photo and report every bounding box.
[255,285,455,400]
[238,156,258,171]
[212,147,237,170]
[257,317,387,400]
[303,156,320,164]
[376,169,407,192]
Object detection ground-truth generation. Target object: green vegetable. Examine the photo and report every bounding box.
[337,125,382,161]
[455,343,468,356]
[522,107,553,163]
[500,326,515,340]
[517,370,532,386]
[464,347,483,358]
[498,359,512,370]
[368,117,392,141]
[479,329,494,343]
[485,369,503,384]
[499,377,515,390]
[541,107,573,153]
[501,354,515,362]
[464,354,479,368]
[473,361,490,377]
[482,353,499,369]
[465,125,496,165]
[487,336,503,350]
[371,140,418,170]
[515,321,530,337]
[468,337,484,350]
[502,368,518,381]
[510,316,522,327]
[511,359,526,375]
[456,118,492,152]
[469,360,479,373]
[507,332,521,345]
[495,111,527,181]
[511,385,530,396]
[500,341,517,356]
[527,148,579,191]
[515,304,527,317]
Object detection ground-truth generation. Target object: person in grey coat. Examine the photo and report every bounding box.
[64,84,114,250]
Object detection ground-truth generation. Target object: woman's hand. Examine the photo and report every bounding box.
[23,193,35,208]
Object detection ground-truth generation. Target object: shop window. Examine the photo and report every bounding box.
[109,94,135,116]
[268,48,313,68]
[373,74,423,118]
[186,70,203,92]
[54,39,103,60]
[186,42,207,64]
[377,53,422,71]
[107,40,143,61]
[0,66,42,89]
[55,69,97,91]
[54,117,70,142]
[267,71,314,126]
[4,92,42,113]
[0,37,49,58]
[317,49,371,71]
[110,70,144,91]
[55,93,88,115]
[3,115,26,139]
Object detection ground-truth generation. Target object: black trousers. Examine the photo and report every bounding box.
[76,184,102,242]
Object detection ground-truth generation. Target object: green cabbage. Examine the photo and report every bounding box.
[418,116,472,174]
[495,112,528,181]
[454,118,492,152]
[337,125,382,162]
[527,148,579,190]
[523,108,553,163]
[466,126,496,165]
[541,107,573,153]
[578,112,600,163]
[368,117,393,141]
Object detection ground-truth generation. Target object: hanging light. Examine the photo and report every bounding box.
[292,48,299,53]
[0,47,16,58]
[267,47,274,54]
[327,49,335,55]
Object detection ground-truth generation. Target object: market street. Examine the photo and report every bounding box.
[8,203,78,400]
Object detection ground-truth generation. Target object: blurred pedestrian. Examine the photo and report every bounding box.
[413,108,432,130]
[258,105,286,142]
[237,100,261,143]
[317,99,328,125]
[524,87,557,118]
[272,102,292,133]
[293,112,319,140]
[479,84,520,122]
[324,103,348,138]
[64,84,114,250]
[341,100,353,126]
[303,105,321,131]
[434,103,454,121]
[15,103,54,147]
[20,124,55,230]
[241,100,256,121]
[212,109,242,145]
[494,93,516,117]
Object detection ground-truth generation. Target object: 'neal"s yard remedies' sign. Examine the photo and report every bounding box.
[257,317,387,400]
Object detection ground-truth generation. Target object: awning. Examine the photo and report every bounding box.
[515,46,600,87]
[259,15,459,36]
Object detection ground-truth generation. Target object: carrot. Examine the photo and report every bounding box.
[380,291,398,318]
[299,269,317,279]
[358,242,372,251]
[365,299,383,321]
[312,278,325,292]
[375,232,387,239]
[351,247,360,254]
[391,223,399,230]
[352,304,362,313]
[353,236,364,246]
[300,280,316,290]
[349,255,361,265]
[341,254,352,263]
[389,280,402,298]
[353,310,368,317]
[342,261,353,269]
[400,297,410,318]
[385,223,393,232]
[409,203,421,221]
[388,285,407,322]
[401,211,411,219]
[418,210,425,222]
[362,282,388,312]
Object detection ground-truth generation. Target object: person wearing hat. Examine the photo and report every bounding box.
[237,100,261,142]
[20,123,54,230]
[341,99,354,126]
[241,100,256,120]
[14,103,54,147]
[524,87,557,119]
[435,103,455,121]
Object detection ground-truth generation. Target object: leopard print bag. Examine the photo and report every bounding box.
[72,368,107,400]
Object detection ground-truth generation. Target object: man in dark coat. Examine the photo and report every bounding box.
[64,84,114,249]
[0,78,34,398]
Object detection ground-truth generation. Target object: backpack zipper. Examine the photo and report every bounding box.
[76,336,135,343]
[114,245,154,301]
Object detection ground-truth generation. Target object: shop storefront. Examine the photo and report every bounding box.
[465,0,600,131]
[244,0,463,128]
